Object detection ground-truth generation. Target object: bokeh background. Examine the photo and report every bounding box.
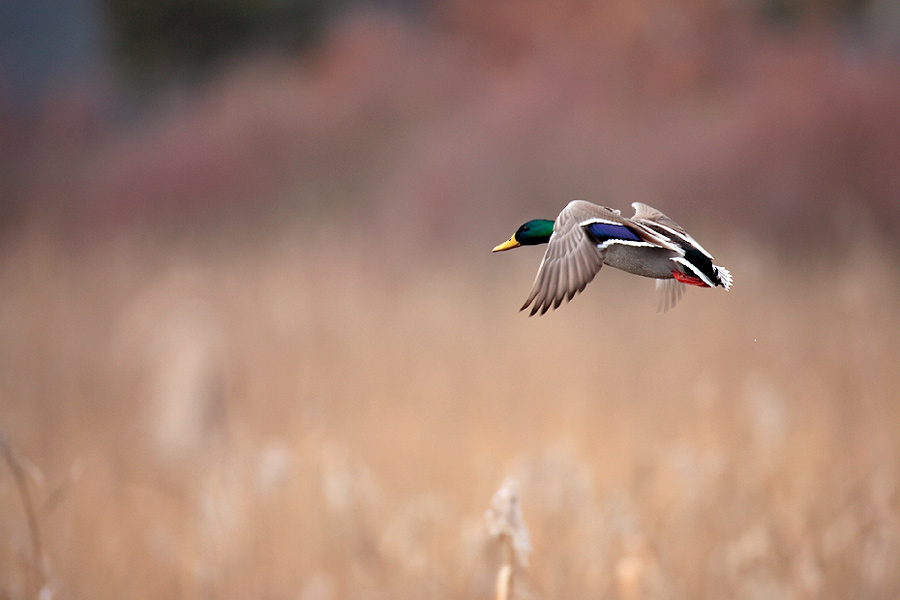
[2,1,900,598]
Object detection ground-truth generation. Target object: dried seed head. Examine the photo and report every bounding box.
[485,477,531,567]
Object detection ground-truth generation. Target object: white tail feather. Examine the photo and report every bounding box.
[715,265,733,290]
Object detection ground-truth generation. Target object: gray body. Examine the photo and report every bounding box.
[604,245,677,279]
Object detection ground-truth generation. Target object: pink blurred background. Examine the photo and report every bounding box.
[3,0,898,246]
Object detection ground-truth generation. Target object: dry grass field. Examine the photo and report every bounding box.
[3,3,900,598]
[1,217,899,600]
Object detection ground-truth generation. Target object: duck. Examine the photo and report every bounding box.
[492,200,732,315]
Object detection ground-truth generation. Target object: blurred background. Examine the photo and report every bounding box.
[1,0,899,598]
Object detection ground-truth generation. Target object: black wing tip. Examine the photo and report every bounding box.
[521,291,585,316]
[520,299,549,317]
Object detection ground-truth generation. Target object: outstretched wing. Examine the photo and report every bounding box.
[655,278,686,313]
[520,201,611,316]
[631,202,713,259]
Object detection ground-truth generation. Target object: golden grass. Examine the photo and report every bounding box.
[1,222,899,599]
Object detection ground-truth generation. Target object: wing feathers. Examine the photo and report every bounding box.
[655,278,686,313]
[521,201,609,316]
[632,202,713,259]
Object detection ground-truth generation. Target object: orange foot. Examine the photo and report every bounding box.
[673,270,710,287]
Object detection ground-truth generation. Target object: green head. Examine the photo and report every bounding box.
[492,219,555,252]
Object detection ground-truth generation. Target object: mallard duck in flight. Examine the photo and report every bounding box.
[493,201,732,315]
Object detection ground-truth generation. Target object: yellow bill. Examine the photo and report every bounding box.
[492,236,521,252]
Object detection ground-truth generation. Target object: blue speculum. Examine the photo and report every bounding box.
[586,222,641,243]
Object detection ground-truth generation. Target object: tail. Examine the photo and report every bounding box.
[714,265,733,290]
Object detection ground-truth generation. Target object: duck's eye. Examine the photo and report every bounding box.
[521,225,529,232]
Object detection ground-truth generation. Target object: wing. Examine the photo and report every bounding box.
[655,278,686,313]
[631,202,713,259]
[520,201,610,316]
